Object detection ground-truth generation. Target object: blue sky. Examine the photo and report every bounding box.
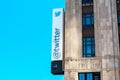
[0,0,65,80]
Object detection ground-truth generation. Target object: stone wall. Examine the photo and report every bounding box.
[64,0,120,80]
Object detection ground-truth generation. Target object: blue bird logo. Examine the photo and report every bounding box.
[55,11,61,17]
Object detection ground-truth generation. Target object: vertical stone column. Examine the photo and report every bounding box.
[94,0,120,80]
[65,0,82,80]
[111,0,120,79]
[65,0,82,59]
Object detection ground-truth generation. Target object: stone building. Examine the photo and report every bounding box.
[64,0,120,80]
[51,0,120,80]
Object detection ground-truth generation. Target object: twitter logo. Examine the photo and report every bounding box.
[55,11,61,17]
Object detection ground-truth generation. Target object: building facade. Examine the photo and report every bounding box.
[65,0,120,80]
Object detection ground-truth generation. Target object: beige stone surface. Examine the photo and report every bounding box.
[64,0,120,80]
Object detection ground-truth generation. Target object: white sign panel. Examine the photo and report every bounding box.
[52,8,64,61]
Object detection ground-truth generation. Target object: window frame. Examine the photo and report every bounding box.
[82,13,94,28]
[117,12,120,25]
[82,37,95,57]
[82,0,93,4]
[78,72,101,80]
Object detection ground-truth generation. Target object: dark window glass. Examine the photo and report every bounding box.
[83,37,95,57]
[117,12,120,24]
[93,73,101,80]
[79,73,100,80]
[116,0,120,3]
[82,14,94,28]
[82,0,93,4]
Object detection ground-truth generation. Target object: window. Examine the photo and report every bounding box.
[82,14,94,28]
[83,37,95,57]
[116,0,120,3]
[82,0,93,4]
[79,72,100,80]
[117,12,120,24]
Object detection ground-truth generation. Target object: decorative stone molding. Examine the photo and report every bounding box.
[78,58,101,70]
